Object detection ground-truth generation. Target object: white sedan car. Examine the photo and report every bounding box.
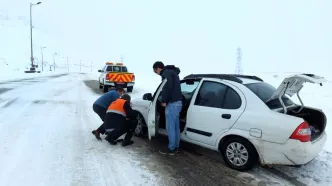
[131,73,327,171]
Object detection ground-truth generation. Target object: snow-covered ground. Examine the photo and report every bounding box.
[0,73,159,186]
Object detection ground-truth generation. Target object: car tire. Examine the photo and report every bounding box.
[103,85,109,92]
[127,87,133,92]
[99,83,102,89]
[221,137,258,171]
[134,112,146,137]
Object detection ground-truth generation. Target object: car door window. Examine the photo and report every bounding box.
[194,81,227,108]
[194,81,242,109]
[223,87,242,109]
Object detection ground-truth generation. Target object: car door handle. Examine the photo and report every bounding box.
[221,114,231,119]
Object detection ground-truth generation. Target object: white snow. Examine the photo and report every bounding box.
[0,73,159,186]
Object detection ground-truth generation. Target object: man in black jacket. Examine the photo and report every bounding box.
[153,61,183,155]
[103,94,137,146]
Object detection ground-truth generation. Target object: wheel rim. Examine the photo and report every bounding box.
[226,142,249,167]
[134,114,143,135]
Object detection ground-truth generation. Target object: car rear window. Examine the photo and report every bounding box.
[106,66,128,72]
[245,82,294,109]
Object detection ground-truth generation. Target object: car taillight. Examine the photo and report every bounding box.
[132,75,135,81]
[106,74,110,80]
[289,121,311,142]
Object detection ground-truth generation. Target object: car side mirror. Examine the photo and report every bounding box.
[143,93,153,101]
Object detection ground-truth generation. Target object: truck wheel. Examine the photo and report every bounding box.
[103,85,109,92]
[127,87,133,92]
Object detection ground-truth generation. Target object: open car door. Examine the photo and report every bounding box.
[147,79,167,140]
[267,73,327,113]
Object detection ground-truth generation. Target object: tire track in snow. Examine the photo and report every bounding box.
[0,98,62,185]
[1,97,18,108]
[67,80,109,186]
[79,74,159,185]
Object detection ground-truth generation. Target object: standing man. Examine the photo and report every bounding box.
[103,94,137,146]
[153,61,183,155]
[91,88,125,140]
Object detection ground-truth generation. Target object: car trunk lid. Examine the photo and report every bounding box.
[266,74,327,113]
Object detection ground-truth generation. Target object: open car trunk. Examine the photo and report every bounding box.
[286,106,327,141]
[266,73,327,141]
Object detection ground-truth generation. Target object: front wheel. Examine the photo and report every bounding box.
[134,112,146,137]
[221,137,258,171]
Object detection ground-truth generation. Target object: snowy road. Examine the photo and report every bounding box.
[0,72,331,186]
[0,73,246,186]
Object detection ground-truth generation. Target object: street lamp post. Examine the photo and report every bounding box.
[29,1,41,71]
[67,57,69,72]
[53,52,57,71]
[40,46,46,71]
[80,60,82,73]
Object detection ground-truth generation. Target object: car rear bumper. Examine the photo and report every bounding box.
[255,131,327,166]
[104,81,135,87]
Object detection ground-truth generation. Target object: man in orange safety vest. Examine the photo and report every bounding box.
[103,94,137,146]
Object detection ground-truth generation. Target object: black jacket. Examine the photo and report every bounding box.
[160,65,182,103]
[104,101,136,130]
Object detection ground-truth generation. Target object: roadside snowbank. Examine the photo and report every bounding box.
[0,69,68,83]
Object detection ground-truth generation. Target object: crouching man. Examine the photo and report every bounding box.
[91,88,125,140]
[103,94,137,146]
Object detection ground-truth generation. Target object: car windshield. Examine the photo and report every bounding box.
[245,82,295,109]
[106,66,128,72]
[181,81,200,93]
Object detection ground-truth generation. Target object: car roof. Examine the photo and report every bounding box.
[183,74,264,84]
[237,78,263,84]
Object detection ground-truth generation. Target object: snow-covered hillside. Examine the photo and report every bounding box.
[0,11,94,76]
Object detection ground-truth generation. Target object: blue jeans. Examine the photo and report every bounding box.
[165,101,183,151]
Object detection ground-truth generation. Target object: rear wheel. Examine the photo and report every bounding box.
[99,83,102,89]
[127,86,133,92]
[221,137,258,171]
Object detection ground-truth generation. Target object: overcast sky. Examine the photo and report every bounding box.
[1,0,331,80]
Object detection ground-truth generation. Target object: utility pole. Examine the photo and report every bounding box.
[29,2,41,72]
[235,47,243,75]
[67,57,69,72]
[120,55,124,62]
[53,52,57,71]
[40,46,46,71]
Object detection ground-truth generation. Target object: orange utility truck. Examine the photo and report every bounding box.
[98,62,135,92]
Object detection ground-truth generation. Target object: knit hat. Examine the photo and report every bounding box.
[120,93,131,102]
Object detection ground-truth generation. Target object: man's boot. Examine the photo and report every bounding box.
[91,130,102,140]
[105,133,117,145]
[122,132,134,146]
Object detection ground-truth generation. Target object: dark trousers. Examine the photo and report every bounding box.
[106,119,138,143]
[93,104,107,134]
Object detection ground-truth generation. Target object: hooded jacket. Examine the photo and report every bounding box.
[160,65,182,103]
